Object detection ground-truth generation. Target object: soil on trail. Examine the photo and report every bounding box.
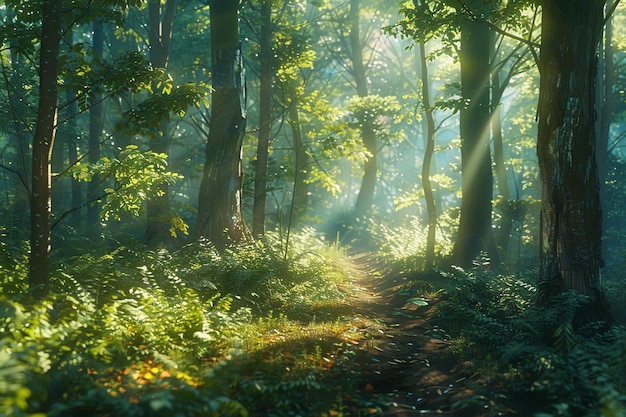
[342,255,492,417]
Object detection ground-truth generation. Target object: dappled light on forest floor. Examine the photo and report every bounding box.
[340,255,500,417]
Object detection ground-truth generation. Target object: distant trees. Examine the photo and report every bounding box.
[0,0,205,296]
[389,0,501,267]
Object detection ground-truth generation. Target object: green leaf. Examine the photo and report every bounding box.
[406,297,429,307]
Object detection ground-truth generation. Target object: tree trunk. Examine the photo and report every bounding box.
[419,41,437,271]
[193,0,250,250]
[29,0,62,298]
[65,78,81,225]
[145,0,176,244]
[51,112,65,215]
[492,81,513,256]
[252,0,272,238]
[536,0,612,323]
[596,0,613,184]
[451,3,496,268]
[288,87,310,226]
[491,39,515,259]
[354,124,377,217]
[349,0,377,217]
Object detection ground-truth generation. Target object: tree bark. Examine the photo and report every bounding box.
[29,0,62,298]
[451,3,496,268]
[536,0,612,323]
[193,0,250,250]
[252,0,272,238]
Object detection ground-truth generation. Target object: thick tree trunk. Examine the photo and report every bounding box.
[451,5,496,268]
[193,0,250,250]
[252,0,272,238]
[354,125,377,217]
[29,0,62,298]
[145,0,176,244]
[536,0,612,323]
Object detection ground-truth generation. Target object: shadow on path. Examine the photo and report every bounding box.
[341,254,493,417]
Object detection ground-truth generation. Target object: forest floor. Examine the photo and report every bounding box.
[341,254,500,417]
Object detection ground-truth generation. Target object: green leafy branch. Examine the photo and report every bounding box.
[70,145,183,222]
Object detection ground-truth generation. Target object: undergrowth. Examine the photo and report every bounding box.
[368,217,626,416]
[428,265,626,417]
[366,215,454,272]
[0,229,375,417]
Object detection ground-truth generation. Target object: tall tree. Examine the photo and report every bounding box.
[348,0,378,217]
[451,1,496,268]
[29,0,63,298]
[252,0,273,238]
[536,0,612,322]
[193,0,250,249]
[286,82,311,228]
[418,39,437,271]
[145,0,176,244]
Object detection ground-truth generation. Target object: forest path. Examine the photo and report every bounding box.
[339,254,486,417]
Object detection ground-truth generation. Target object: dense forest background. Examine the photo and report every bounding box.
[1,0,626,416]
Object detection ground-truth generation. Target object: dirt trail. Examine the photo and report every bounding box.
[341,254,487,417]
